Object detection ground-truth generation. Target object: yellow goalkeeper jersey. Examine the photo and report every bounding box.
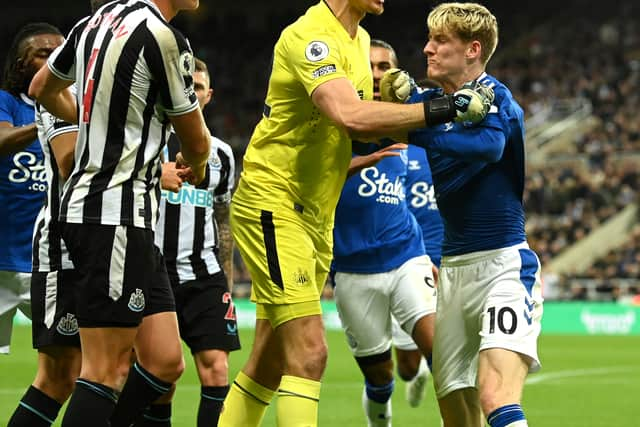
[233,0,373,226]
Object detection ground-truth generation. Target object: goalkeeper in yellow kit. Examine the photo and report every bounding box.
[219,1,494,426]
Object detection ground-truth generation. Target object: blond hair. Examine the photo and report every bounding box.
[427,2,498,65]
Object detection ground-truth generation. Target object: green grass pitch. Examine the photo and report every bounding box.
[1,325,638,426]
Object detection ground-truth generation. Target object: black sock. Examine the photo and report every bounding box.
[110,362,172,427]
[7,385,63,427]
[61,379,118,427]
[198,385,229,427]
[134,403,172,426]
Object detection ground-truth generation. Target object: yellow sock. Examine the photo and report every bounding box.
[276,375,321,427]
[218,371,275,427]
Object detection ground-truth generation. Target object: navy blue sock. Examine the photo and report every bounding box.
[7,385,62,427]
[110,363,172,427]
[135,403,172,426]
[61,379,118,427]
[487,403,526,427]
[364,379,394,404]
[198,385,229,427]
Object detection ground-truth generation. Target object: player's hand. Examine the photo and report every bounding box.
[176,152,206,185]
[380,68,415,103]
[451,81,494,123]
[160,162,186,193]
[347,143,408,178]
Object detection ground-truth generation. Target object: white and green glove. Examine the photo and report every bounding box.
[380,68,416,103]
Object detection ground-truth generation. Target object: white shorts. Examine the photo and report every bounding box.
[334,255,437,357]
[391,315,418,351]
[432,243,543,399]
[0,271,32,354]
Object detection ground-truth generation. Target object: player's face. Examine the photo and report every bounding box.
[193,70,212,110]
[370,46,396,101]
[21,33,64,81]
[349,0,385,16]
[424,30,471,88]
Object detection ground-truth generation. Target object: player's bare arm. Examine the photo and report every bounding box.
[0,122,37,156]
[28,68,76,125]
[214,201,234,291]
[169,108,210,185]
[49,129,76,180]
[311,77,425,139]
[347,142,407,178]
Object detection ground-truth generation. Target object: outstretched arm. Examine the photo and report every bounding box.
[347,143,407,178]
[0,122,37,156]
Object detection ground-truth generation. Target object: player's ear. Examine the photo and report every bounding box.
[466,40,482,61]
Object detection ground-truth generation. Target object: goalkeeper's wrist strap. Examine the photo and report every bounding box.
[423,95,456,127]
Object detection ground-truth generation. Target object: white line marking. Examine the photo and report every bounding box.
[525,366,638,385]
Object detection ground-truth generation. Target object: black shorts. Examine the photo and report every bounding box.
[144,246,176,317]
[173,271,241,354]
[61,223,173,328]
[31,270,81,349]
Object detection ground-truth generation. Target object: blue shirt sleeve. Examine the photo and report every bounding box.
[0,91,16,124]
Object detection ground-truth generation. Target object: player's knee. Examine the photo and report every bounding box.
[293,340,328,378]
[196,351,229,386]
[396,363,418,381]
[356,351,394,385]
[35,366,78,402]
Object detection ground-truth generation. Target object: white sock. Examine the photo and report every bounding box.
[362,386,392,427]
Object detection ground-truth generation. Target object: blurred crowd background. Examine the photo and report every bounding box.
[3,0,639,303]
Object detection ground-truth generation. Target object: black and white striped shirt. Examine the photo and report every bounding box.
[47,0,198,230]
[32,103,77,272]
[155,132,235,285]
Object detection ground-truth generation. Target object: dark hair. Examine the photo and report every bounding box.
[1,22,62,96]
[91,0,113,13]
[370,38,399,67]
[194,56,212,85]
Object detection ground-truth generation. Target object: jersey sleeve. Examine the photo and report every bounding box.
[0,91,16,124]
[37,106,78,143]
[212,138,235,203]
[281,27,348,96]
[48,16,89,81]
[144,25,198,116]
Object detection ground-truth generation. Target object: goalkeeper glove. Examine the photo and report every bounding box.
[423,81,494,126]
[380,68,416,103]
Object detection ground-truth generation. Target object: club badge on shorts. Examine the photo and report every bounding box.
[128,288,146,312]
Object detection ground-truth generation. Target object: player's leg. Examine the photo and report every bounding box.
[0,271,31,354]
[334,271,394,427]
[219,317,281,427]
[173,273,241,427]
[221,203,328,427]
[111,249,184,427]
[389,255,437,409]
[59,224,155,427]
[477,245,543,427]
[432,256,484,427]
[8,269,82,427]
[391,323,430,409]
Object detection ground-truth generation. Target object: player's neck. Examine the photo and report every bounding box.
[441,66,485,93]
[152,0,178,21]
[325,0,365,38]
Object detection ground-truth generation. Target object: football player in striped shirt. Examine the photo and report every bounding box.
[141,57,240,427]
[0,23,63,357]
[219,1,493,426]
[29,1,211,426]
[387,3,544,426]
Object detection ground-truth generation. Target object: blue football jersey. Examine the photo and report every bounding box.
[405,144,444,267]
[332,148,425,274]
[0,90,46,272]
[408,73,526,256]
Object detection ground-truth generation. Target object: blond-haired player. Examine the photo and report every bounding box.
[219,1,494,426]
